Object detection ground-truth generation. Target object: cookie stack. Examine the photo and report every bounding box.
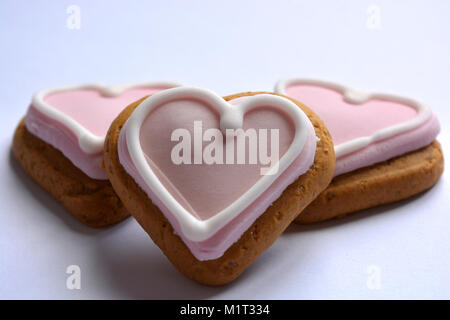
[12,79,443,285]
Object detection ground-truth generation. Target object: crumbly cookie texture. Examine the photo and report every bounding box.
[297,140,444,224]
[12,119,129,227]
[103,92,335,285]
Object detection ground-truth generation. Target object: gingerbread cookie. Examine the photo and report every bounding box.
[104,87,335,285]
[12,82,179,227]
[275,78,443,223]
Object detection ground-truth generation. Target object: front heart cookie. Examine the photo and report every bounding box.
[275,78,440,176]
[104,87,335,285]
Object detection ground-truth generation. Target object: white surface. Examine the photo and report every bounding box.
[1,0,449,299]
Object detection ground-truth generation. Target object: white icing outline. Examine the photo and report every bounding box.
[275,78,431,158]
[32,82,182,154]
[125,87,311,241]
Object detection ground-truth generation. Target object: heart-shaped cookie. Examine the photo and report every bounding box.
[276,78,442,224]
[26,82,180,179]
[104,88,335,284]
[275,78,440,176]
[122,88,312,241]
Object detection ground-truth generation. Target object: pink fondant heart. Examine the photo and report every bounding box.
[276,79,439,176]
[283,84,417,145]
[139,98,295,221]
[40,83,180,139]
[119,87,317,252]
[26,82,180,179]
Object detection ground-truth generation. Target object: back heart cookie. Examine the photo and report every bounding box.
[276,78,443,223]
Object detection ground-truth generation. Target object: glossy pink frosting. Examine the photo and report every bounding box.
[26,105,106,178]
[284,84,440,176]
[118,97,317,260]
[25,86,174,179]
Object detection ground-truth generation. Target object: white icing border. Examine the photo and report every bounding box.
[275,78,431,158]
[32,82,182,154]
[125,87,311,241]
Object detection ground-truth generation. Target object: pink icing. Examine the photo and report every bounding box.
[26,106,105,178]
[334,115,439,176]
[25,85,176,179]
[43,88,166,136]
[139,100,295,220]
[284,84,440,176]
[118,96,317,260]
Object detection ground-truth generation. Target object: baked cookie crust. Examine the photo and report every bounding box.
[12,118,129,227]
[296,140,444,224]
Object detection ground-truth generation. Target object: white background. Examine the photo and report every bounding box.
[1,0,449,299]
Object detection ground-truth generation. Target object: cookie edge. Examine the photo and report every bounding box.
[12,118,129,227]
[296,140,444,224]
